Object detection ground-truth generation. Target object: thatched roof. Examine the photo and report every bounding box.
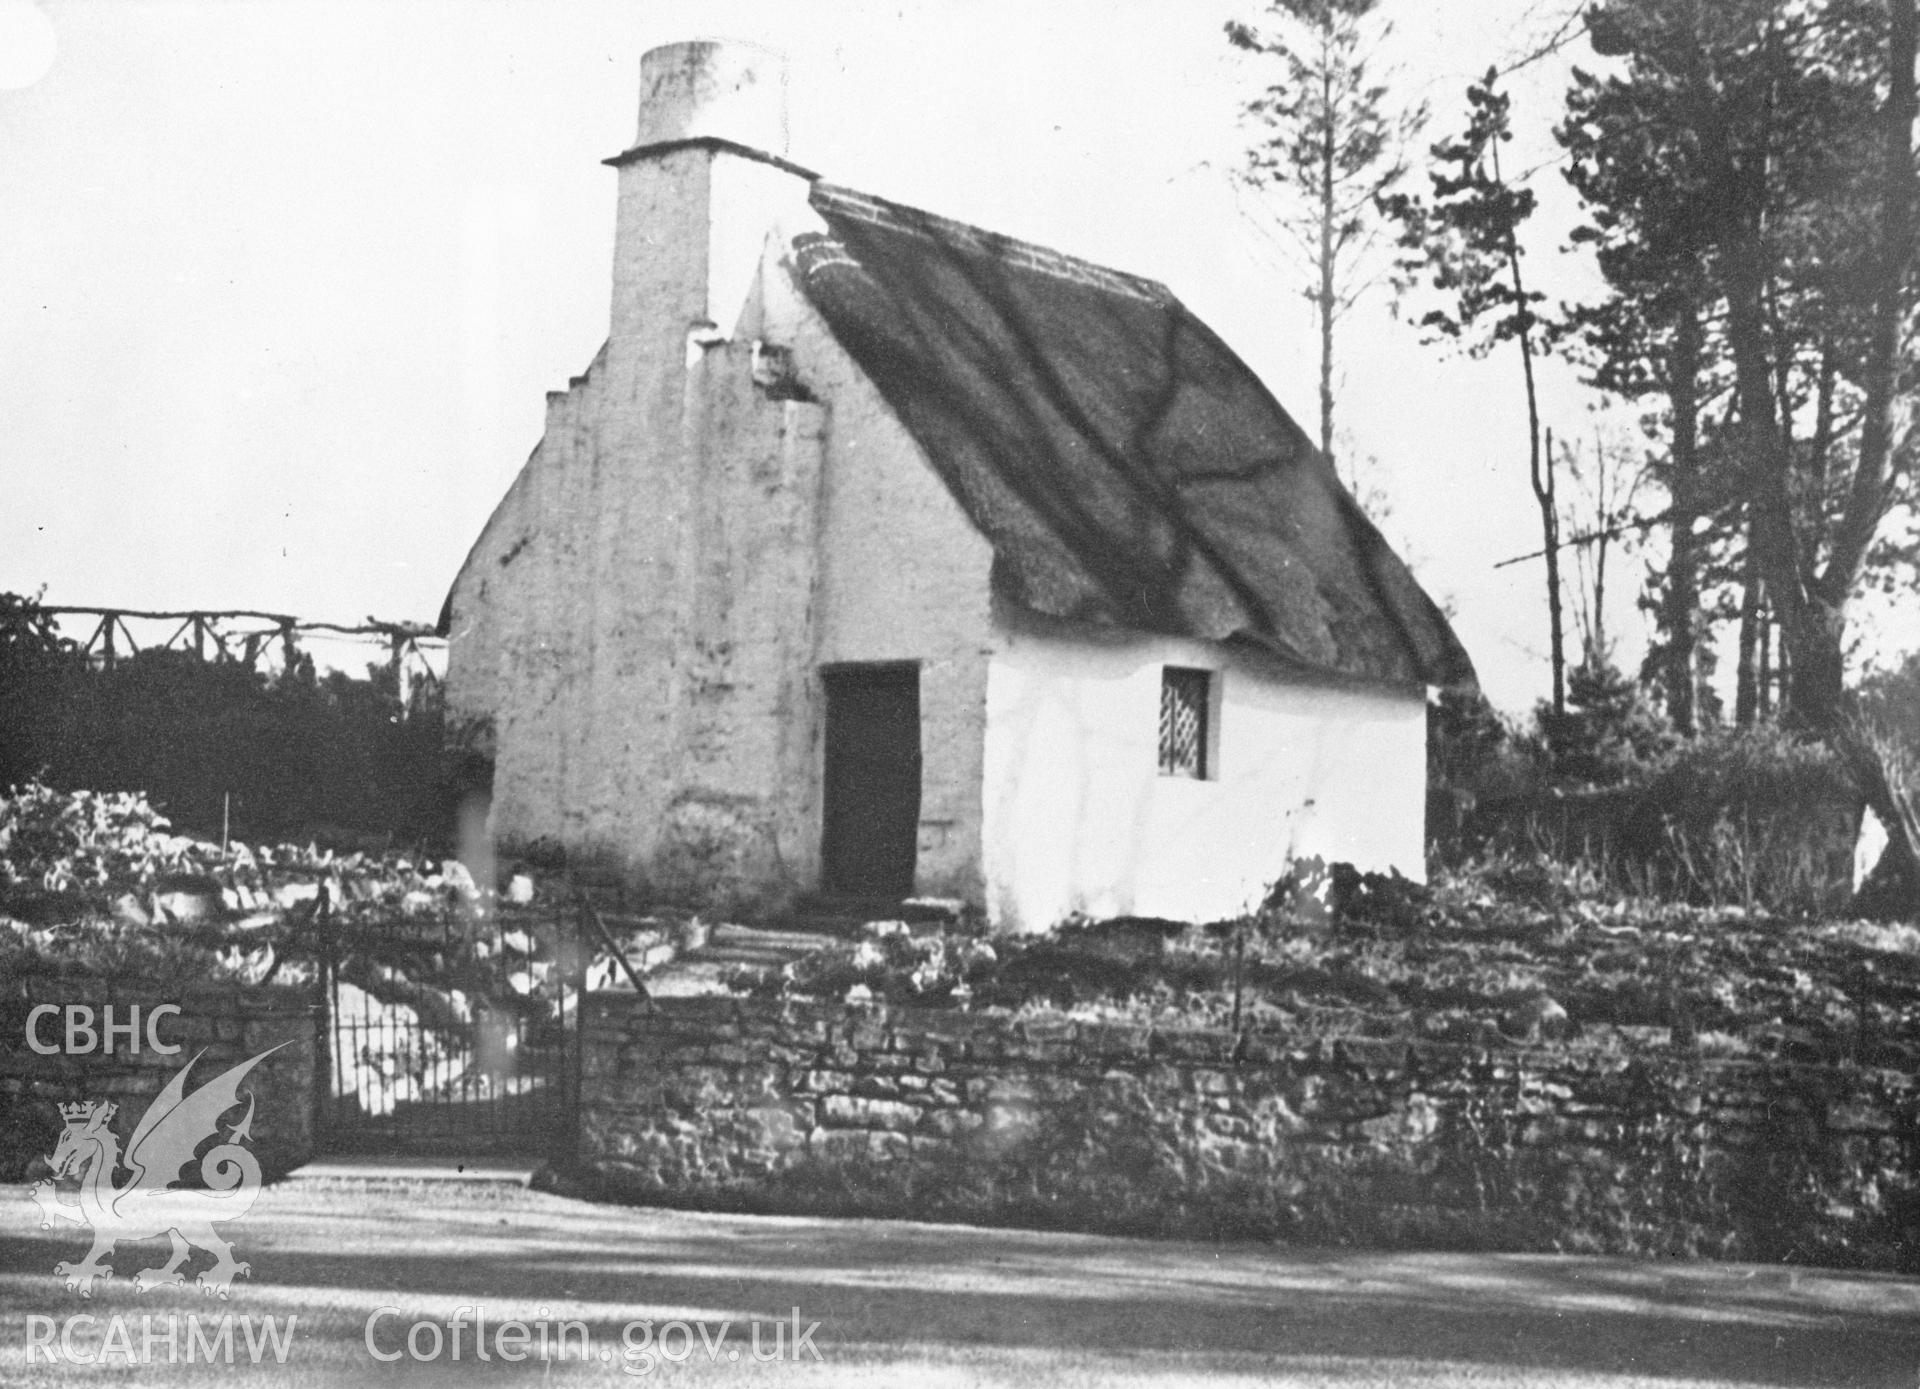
[793,182,1476,691]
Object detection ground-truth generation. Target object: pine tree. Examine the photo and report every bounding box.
[1383,70,1567,717]
[1227,0,1423,480]
[1564,0,1918,734]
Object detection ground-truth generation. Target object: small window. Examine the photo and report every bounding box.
[1158,667,1211,778]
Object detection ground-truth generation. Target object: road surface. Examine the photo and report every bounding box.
[3,1162,1917,1386]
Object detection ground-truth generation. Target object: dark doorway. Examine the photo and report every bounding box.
[821,663,921,898]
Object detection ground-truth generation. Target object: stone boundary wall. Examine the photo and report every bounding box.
[0,973,322,1181]
[578,995,1919,1269]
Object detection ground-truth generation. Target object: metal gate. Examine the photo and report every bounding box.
[318,904,584,1159]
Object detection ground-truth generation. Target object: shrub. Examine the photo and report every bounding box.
[1451,723,1860,916]
[0,781,199,900]
[1428,686,1513,793]
[1536,656,1676,785]
[1632,727,1858,914]
[1642,723,1854,814]
[0,782,253,985]
[0,591,461,849]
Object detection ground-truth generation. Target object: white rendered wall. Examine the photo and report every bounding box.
[981,610,1428,932]
[446,139,997,907]
[752,245,997,902]
[445,145,829,905]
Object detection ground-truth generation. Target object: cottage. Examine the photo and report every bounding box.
[441,41,1475,931]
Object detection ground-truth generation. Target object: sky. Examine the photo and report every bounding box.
[0,0,1858,714]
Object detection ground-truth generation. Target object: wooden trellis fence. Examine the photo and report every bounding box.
[41,606,445,703]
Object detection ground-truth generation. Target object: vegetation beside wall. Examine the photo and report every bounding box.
[0,781,528,1002]
[1,591,477,849]
[729,858,1920,1070]
[1427,673,1882,917]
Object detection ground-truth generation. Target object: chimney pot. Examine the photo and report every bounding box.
[633,40,788,155]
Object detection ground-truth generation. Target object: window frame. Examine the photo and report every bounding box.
[1157,665,1217,780]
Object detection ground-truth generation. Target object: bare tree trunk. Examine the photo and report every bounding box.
[1318,55,1338,474]
[1763,613,1778,718]
[1664,296,1703,732]
[1810,340,1837,489]
[1735,538,1762,726]
[1538,423,1566,720]
[1590,489,1609,663]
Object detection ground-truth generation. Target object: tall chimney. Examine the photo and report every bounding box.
[605,41,811,353]
[571,42,827,908]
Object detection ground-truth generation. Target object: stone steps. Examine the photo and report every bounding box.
[703,923,841,954]
[633,922,840,998]
[584,905,964,998]
[780,894,969,939]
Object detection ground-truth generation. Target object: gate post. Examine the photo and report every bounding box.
[565,891,590,1168]
[312,882,335,1149]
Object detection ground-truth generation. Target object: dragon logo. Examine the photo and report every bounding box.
[30,1043,285,1299]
